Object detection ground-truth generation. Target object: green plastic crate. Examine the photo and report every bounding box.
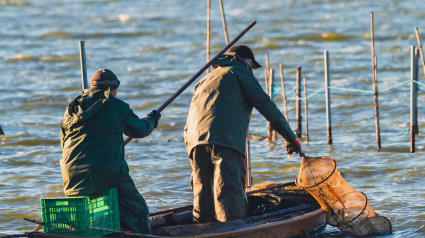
[41,188,120,236]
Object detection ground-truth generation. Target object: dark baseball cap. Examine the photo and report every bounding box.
[227,45,262,69]
[90,69,120,90]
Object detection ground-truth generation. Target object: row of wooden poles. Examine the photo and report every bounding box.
[206,8,425,157]
[262,13,425,154]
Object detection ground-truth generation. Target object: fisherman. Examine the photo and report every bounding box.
[59,69,160,234]
[184,45,301,223]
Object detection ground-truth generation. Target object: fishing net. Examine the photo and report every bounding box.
[296,156,392,236]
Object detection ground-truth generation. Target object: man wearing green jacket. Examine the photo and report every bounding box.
[184,45,301,223]
[60,69,160,233]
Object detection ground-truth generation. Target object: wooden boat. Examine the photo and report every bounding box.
[27,181,327,238]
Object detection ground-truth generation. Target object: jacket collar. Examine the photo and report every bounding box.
[212,52,251,70]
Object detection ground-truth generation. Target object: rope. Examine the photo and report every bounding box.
[413,79,425,88]
[329,86,373,94]
[379,80,410,93]
[278,79,423,102]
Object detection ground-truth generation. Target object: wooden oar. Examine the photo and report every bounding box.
[124,20,257,145]
[23,218,44,233]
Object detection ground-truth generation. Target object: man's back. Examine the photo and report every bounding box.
[184,53,255,156]
[60,88,154,196]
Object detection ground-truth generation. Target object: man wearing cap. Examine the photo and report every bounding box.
[184,45,301,223]
[60,69,161,233]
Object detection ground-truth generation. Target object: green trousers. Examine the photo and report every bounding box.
[117,174,151,234]
[190,144,248,223]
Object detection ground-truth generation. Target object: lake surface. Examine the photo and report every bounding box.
[1,0,424,237]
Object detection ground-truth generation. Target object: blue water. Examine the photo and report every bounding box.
[1,0,425,237]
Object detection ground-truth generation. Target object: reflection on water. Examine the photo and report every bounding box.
[1,0,425,237]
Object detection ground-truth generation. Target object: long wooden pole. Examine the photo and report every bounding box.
[370,12,381,150]
[324,50,332,145]
[295,66,302,138]
[79,41,88,90]
[279,64,289,120]
[411,46,418,153]
[124,20,257,145]
[415,27,425,78]
[303,76,309,142]
[206,0,211,73]
[219,0,229,44]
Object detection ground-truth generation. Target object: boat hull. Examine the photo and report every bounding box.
[188,208,326,238]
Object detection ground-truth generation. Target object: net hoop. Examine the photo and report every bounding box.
[327,191,369,227]
[295,157,337,189]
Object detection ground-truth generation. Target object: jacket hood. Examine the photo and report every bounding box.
[62,88,110,127]
[212,52,251,70]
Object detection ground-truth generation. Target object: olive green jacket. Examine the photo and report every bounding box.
[60,88,155,196]
[184,52,296,156]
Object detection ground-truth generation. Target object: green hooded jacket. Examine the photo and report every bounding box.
[60,88,155,196]
[184,52,296,156]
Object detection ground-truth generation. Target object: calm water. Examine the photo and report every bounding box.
[1,0,425,237]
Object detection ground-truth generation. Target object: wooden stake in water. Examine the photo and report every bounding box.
[79,41,88,90]
[324,50,332,145]
[279,63,289,120]
[415,48,420,135]
[414,27,423,135]
[265,54,272,140]
[264,68,269,94]
[370,12,381,150]
[206,0,211,73]
[269,68,277,141]
[266,54,270,88]
[219,0,229,44]
[245,135,252,186]
[265,53,270,89]
[303,76,309,142]
[295,66,302,138]
[411,46,418,153]
[372,55,381,151]
[415,27,425,78]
